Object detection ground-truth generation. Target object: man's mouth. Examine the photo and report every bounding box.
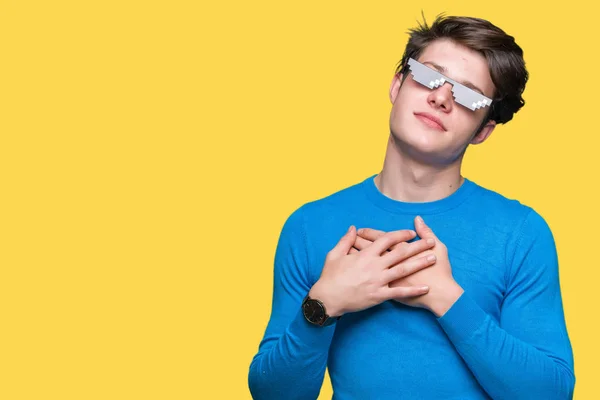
[414,112,446,131]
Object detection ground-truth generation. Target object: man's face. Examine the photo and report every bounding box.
[389,39,497,165]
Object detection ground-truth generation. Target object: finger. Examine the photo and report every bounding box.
[367,230,419,256]
[354,235,406,253]
[328,226,357,259]
[353,235,374,251]
[381,237,435,266]
[349,247,359,254]
[415,215,438,241]
[401,248,434,263]
[384,254,436,282]
[358,228,415,242]
[384,284,429,299]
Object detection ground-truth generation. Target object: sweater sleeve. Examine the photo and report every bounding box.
[248,206,336,400]
[436,209,575,399]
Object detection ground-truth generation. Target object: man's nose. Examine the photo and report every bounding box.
[427,82,454,112]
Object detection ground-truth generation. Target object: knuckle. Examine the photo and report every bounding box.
[374,230,386,239]
[393,242,407,252]
[392,242,408,255]
[380,232,394,245]
[404,244,416,254]
[358,247,370,258]
[394,265,406,278]
[408,239,420,248]
[367,289,382,303]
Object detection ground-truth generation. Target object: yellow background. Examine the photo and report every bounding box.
[1,1,597,399]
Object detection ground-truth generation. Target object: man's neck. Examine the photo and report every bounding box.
[374,137,465,203]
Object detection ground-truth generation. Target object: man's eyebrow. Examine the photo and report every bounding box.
[423,61,486,96]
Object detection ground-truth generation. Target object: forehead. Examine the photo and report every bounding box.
[416,39,495,98]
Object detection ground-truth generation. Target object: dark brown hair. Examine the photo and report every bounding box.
[396,13,528,124]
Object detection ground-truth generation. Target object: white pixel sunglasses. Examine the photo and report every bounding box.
[407,58,493,111]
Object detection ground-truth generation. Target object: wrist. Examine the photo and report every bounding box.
[308,282,343,318]
[429,281,464,318]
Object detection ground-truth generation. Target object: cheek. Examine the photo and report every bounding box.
[391,90,422,120]
[400,84,429,105]
[451,109,483,133]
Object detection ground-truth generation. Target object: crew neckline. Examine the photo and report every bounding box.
[361,173,477,215]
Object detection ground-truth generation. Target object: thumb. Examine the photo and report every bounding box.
[330,225,357,258]
[415,216,436,240]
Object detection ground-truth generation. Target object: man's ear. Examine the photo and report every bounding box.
[389,73,403,104]
[471,119,497,145]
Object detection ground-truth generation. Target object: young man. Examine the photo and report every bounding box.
[248,15,575,399]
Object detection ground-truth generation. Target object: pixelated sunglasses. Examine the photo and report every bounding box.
[407,58,493,111]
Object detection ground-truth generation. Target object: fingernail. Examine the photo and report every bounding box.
[417,215,424,224]
[427,254,436,261]
[348,225,354,233]
[421,286,429,291]
[357,228,363,234]
[410,230,416,235]
[427,238,435,245]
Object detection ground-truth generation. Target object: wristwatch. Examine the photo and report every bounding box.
[301,294,340,327]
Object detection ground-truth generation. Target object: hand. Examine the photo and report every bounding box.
[309,225,437,318]
[355,216,464,317]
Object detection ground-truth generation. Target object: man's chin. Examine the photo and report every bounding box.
[389,134,458,165]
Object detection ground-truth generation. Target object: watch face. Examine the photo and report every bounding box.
[303,299,325,324]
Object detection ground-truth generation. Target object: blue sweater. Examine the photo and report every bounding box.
[248,174,575,399]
